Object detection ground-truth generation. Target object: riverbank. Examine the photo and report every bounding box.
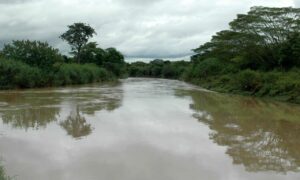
[1,56,299,106]
[184,69,300,105]
[0,58,116,90]
[0,38,126,90]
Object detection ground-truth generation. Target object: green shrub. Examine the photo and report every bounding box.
[53,63,110,86]
[274,71,300,94]
[0,59,113,89]
[235,69,262,92]
[181,65,194,81]
[0,58,43,89]
[222,63,239,74]
[193,58,224,78]
[219,74,232,84]
[1,40,63,70]
[103,48,126,78]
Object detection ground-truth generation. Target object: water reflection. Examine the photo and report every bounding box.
[0,83,123,131]
[1,79,300,180]
[60,106,93,139]
[179,90,300,173]
[78,93,123,115]
[0,92,60,130]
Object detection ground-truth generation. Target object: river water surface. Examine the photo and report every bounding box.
[0,78,300,180]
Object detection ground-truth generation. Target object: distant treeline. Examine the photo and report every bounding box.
[128,59,189,79]
[0,23,126,89]
[127,6,300,104]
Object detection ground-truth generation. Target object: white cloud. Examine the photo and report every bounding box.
[0,0,295,59]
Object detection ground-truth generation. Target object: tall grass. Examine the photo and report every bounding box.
[52,63,112,86]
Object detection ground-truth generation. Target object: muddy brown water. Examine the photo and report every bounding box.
[0,78,300,180]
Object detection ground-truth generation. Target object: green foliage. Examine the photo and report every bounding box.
[128,59,189,79]
[59,23,126,78]
[103,48,126,77]
[128,61,150,77]
[53,63,111,86]
[183,6,300,103]
[0,58,112,89]
[235,70,262,92]
[184,68,300,104]
[1,40,62,69]
[279,32,300,69]
[194,7,300,70]
[60,22,96,63]
[0,21,124,90]
[193,58,225,78]
[79,42,106,65]
[0,58,44,89]
[77,43,126,78]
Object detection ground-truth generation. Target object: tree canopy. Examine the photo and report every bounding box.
[193,6,300,70]
[60,22,96,63]
[1,40,62,69]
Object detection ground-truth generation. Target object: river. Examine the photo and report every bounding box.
[0,78,300,180]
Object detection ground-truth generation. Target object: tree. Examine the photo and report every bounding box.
[229,7,300,45]
[193,30,261,61]
[79,42,106,65]
[279,32,300,69]
[193,7,300,70]
[1,40,62,69]
[229,6,300,68]
[103,48,126,77]
[60,22,96,64]
[79,42,99,64]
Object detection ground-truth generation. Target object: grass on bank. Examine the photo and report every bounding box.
[185,68,300,104]
[0,58,114,90]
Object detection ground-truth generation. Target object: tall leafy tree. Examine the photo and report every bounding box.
[230,7,300,45]
[230,6,300,68]
[60,23,96,64]
[193,6,300,70]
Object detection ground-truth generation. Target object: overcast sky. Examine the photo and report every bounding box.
[0,0,298,60]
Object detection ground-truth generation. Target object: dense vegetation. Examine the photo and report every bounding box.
[0,23,125,89]
[128,59,189,79]
[187,6,300,103]
[128,6,300,104]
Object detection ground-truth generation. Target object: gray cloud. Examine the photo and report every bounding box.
[0,0,295,59]
[0,0,33,4]
[115,0,164,6]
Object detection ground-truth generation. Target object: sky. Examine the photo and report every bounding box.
[0,0,298,61]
